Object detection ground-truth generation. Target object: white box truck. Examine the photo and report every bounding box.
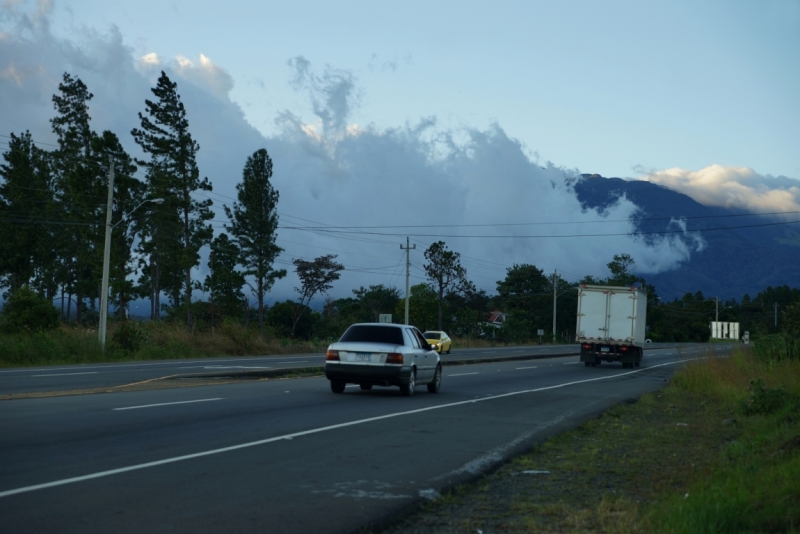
[576,284,647,369]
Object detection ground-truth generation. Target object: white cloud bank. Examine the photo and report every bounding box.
[641,165,800,215]
[0,3,706,304]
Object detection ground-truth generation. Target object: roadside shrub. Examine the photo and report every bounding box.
[220,319,257,355]
[0,286,60,334]
[742,378,790,416]
[111,321,149,353]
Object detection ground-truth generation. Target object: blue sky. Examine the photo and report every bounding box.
[49,0,800,178]
[1,0,799,304]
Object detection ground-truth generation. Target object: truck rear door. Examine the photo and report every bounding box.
[607,290,635,343]
[578,289,609,342]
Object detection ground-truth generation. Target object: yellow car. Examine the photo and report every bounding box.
[423,331,452,354]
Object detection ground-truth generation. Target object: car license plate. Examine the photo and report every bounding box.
[354,353,372,362]
[601,347,610,352]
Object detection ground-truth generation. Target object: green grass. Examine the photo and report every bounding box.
[647,346,800,533]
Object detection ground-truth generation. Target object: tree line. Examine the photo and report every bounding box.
[0,71,305,333]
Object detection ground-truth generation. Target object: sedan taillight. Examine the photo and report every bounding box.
[326,350,340,361]
[385,353,403,364]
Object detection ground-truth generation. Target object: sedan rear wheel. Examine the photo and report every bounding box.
[330,380,346,393]
[446,345,451,354]
[401,370,416,397]
[427,365,441,393]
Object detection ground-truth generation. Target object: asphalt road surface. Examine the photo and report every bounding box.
[0,344,583,395]
[0,344,731,533]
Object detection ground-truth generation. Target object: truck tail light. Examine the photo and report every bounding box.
[582,343,590,349]
[326,350,340,361]
[621,346,628,352]
[386,353,403,364]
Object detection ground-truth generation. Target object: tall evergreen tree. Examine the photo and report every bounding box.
[224,148,286,333]
[50,73,102,323]
[204,233,246,324]
[0,132,55,294]
[93,131,146,319]
[132,71,213,328]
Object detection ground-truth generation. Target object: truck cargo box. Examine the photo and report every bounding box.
[576,284,647,368]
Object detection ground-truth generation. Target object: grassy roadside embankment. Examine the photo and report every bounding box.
[382,338,800,534]
[0,321,545,368]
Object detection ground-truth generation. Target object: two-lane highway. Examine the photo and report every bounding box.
[0,344,731,533]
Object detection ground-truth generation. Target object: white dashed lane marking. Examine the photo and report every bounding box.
[113,398,223,411]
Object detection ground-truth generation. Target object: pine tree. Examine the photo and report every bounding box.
[92,131,146,319]
[132,71,213,328]
[204,233,246,326]
[0,132,55,294]
[50,73,102,324]
[224,148,286,333]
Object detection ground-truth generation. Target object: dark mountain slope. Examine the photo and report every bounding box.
[572,174,800,300]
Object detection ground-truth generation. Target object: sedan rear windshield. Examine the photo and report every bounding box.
[423,333,441,340]
[339,325,405,345]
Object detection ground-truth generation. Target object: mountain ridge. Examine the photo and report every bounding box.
[571,174,800,300]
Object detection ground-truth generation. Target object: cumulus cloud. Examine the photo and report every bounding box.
[136,52,160,69]
[172,53,233,99]
[0,5,704,307]
[641,165,800,215]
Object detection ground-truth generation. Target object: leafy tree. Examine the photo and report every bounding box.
[445,280,489,337]
[493,264,551,340]
[496,264,550,311]
[782,302,800,336]
[395,283,438,332]
[267,300,323,340]
[0,285,60,334]
[423,241,467,330]
[224,148,286,333]
[290,254,344,337]
[607,253,637,286]
[50,73,102,324]
[352,284,401,322]
[0,132,54,293]
[203,234,246,326]
[132,71,213,328]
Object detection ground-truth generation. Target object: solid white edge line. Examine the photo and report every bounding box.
[113,398,223,411]
[516,366,538,369]
[31,372,99,377]
[448,372,479,376]
[0,357,702,499]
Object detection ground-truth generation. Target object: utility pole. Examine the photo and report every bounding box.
[552,269,558,341]
[401,237,416,325]
[98,156,115,349]
[775,302,778,328]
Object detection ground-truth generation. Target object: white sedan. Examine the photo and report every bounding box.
[325,323,442,396]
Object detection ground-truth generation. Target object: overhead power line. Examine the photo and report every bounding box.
[290,218,800,239]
